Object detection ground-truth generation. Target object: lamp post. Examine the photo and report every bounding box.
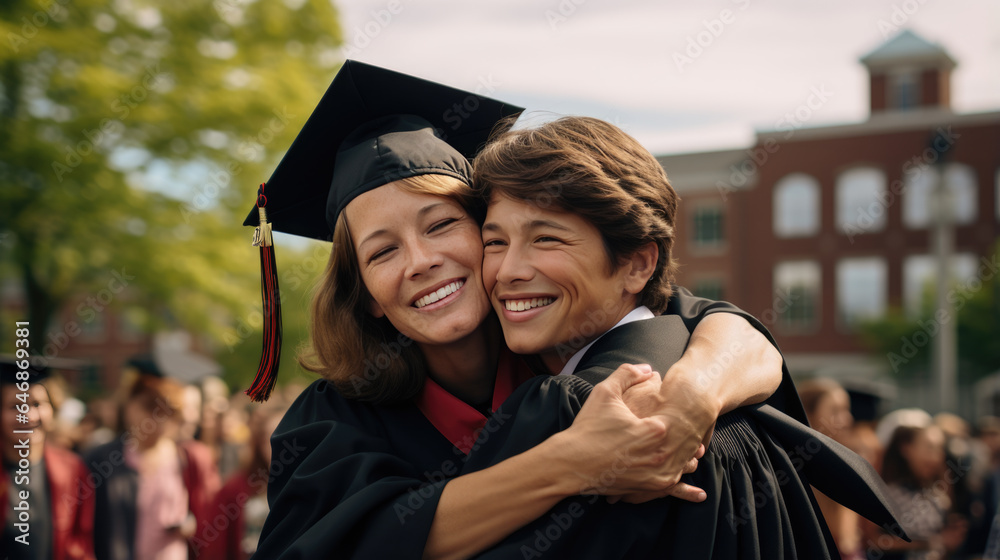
[929,131,957,413]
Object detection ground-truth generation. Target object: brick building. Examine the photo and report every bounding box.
[660,30,999,407]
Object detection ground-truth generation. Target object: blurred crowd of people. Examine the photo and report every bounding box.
[2,356,294,560]
[5,354,1000,560]
[800,378,1000,560]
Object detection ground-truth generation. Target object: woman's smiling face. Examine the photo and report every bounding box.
[345,181,492,347]
[481,195,645,372]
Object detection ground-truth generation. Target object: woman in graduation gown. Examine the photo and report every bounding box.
[461,115,907,559]
[247,62,793,559]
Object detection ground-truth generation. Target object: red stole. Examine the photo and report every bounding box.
[415,348,535,454]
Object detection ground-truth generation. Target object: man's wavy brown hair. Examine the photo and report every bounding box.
[472,115,679,313]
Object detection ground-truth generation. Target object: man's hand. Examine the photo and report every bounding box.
[557,364,708,501]
[618,362,719,504]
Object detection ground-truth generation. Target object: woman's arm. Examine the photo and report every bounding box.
[260,371,703,560]
[424,365,703,560]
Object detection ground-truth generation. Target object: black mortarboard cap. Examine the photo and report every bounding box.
[0,355,50,386]
[840,378,895,423]
[239,61,522,401]
[127,354,163,378]
[242,59,524,241]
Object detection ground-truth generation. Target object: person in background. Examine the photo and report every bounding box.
[934,413,994,559]
[85,357,220,560]
[977,418,1000,472]
[74,398,117,454]
[1,356,95,560]
[799,377,866,560]
[197,400,286,560]
[873,424,968,560]
[196,377,233,477]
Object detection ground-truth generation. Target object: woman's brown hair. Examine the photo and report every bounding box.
[298,174,479,404]
[881,424,943,489]
[797,377,846,417]
[472,116,679,313]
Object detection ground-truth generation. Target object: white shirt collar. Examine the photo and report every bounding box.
[556,305,655,376]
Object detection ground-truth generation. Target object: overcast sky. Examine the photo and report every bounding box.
[333,0,1000,155]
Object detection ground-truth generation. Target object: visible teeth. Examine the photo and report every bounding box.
[504,297,554,312]
[414,281,464,308]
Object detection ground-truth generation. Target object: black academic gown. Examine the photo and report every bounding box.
[461,313,907,559]
[254,289,905,559]
[252,384,462,559]
[254,288,736,558]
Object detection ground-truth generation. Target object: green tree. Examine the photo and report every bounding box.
[858,241,1000,382]
[0,0,341,389]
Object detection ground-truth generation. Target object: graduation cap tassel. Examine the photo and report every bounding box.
[245,184,282,402]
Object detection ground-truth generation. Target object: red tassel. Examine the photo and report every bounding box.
[245,184,282,402]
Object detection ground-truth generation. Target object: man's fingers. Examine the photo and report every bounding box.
[683,456,699,474]
[619,483,708,505]
[666,483,707,503]
[598,363,655,397]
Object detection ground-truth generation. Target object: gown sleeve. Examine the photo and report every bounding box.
[252,380,448,560]
[668,284,809,424]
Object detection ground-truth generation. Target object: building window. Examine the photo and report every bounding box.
[773,174,820,238]
[774,261,821,331]
[693,278,725,302]
[891,72,919,110]
[120,307,148,342]
[691,205,725,249]
[902,253,979,316]
[78,313,107,342]
[836,257,887,327]
[903,163,979,228]
[836,167,887,236]
[948,164,979,224]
